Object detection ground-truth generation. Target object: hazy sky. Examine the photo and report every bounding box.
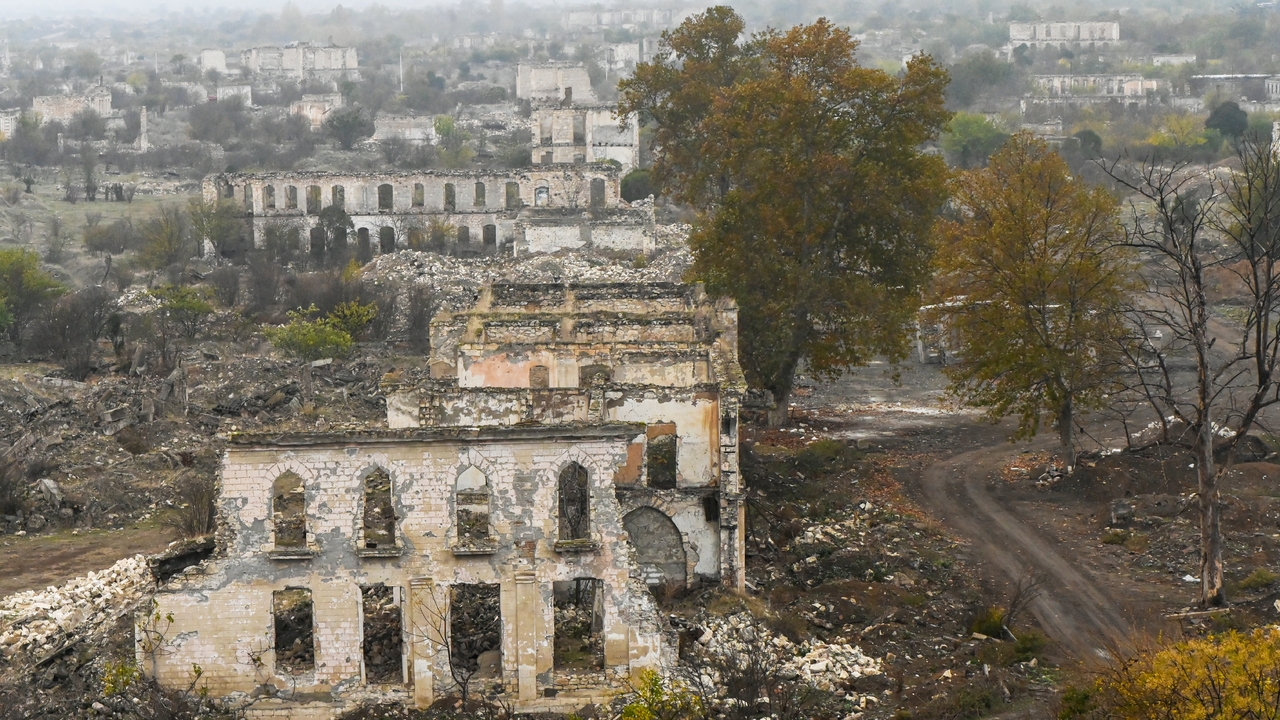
[0,0,461,22]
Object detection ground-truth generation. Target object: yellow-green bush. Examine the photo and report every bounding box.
[621,668,703,720]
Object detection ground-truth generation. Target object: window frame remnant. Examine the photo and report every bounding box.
[285,185,298,210]
[557,463,590,542]
[505,182,520,209]
[378,183,394,211]
[458,225,470,246]
[331,185,345,209]
[529,364,551,389]
[483,224,497,250]
[444,183,456,212]
[271,472,307,550]
[273,588,316,674]
[553,578,604,671]
[361,583,404,684]
[449,583,502,679]
[474,181,486,207]
[589,178,606,207]
[412,183,425,207]
[263,185,276,209]
[646,423,678,489]
[379,225,396,254]
[306,185,322,215]
[454,466,493,548]
[360,466,398,553]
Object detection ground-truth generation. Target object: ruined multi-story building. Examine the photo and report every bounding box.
[143,282,744,717]
[530,106,639,173]
[203,166,655,258]
[516,63,596,104]
[1008,21,1119,49]
[32,86,112,125]
[241,42,358,81]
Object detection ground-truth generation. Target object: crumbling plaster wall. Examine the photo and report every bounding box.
[146,429,667,713]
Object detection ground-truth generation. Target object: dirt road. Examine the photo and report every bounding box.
[921,442,1137,660]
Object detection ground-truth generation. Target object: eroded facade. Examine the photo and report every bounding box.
[202,166,655,258]
[143,283,744,717]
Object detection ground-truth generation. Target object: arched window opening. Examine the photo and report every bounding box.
[579,364,611,386]
[263,185,276,209]
[412,183,424,207]
[474,181,486,206]
[558,463,590,541]
[379,226,396,253]
[285,186,298,210]
[357,227,373,263]
[243,184,254,212]
[534,186,550,207]
[306,185,322,215]
[331,185,345,209]
[378,183,394,211]
[361,467,397,550]
[272,472,306,549]
[309,226,325,261]
[505,182,520,209]
[455,467,492,545]
[444,183,456,212]
[457,225,470,246]
[483,224,497,251]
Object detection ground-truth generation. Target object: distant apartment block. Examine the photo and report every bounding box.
[517,63,597,104]
[1032,74,1161,97]
[241,42,358,80]
[561,7,695,29]
[373,114,439,145]
[32,86,112,124]
[1009,22,1119,48]
[291,93,343,131]
[531,105,640,173]
[197,49,227,74]
[1152,54,1196,66]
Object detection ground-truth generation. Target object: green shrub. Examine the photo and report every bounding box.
[151,285,214,339]
[265,305,354,361]
[621,668,703,720]
[971,606,1005,637]
[795,438,860,476]
[1101,529,1130,545]
[1013,629,1047,662]
[326,300,378,339]
[1238,568,1278,591]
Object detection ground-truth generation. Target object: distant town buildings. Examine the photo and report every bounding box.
[0,109,18,139]
[1009,22,1120,48]
[531,105,640,173]
[240,42,358,80]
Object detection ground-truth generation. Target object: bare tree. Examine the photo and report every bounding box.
[1106,136,1280,606]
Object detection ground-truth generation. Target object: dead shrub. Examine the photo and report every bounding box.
[245,253,282,313]
[405,286,440,349]
[114,426,151,455]
[289,269,353,316]
[207,266,240,308]
[0,461,26,515]
[164,470,217,537]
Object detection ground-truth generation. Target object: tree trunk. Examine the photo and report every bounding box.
[1058,394,1076,473]
[767,386,791,428]
[1198,422,1225,606]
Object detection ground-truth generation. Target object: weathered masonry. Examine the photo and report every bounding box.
[202,166,654,258]
[386,282,747,590]
[143,282,743,717]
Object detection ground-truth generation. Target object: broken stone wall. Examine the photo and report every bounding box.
[146,427,664,712]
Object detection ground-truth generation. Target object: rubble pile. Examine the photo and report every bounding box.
[361,238,692,313]
[0,555,154,660]
[690,611,882,699]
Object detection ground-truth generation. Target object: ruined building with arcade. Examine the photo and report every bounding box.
[142,282,745,717]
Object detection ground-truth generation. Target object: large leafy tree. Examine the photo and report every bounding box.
[0,249,64,343]
[620,8,951,425]
[933,134,1136,471]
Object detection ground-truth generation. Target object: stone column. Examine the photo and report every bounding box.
[514,570,538,702]
[409,578,439,709]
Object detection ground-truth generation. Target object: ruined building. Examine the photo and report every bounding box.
[143,282,745,717]
[32,86,112,125]
[203,166,655,258]
[530,106,640,173]
[241,43,359,81]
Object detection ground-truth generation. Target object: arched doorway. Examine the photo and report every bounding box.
[623,507,687,589]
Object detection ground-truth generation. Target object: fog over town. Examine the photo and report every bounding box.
[0,1,1278,719]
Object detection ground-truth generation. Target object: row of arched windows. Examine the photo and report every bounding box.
[267,462,593,552]
[230,177,610,215]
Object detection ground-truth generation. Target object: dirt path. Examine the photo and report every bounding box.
[0,526,175,597]
[921,442,1136,660]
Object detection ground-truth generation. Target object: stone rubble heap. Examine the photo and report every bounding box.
[0,555,155,659]
[693,611,882,701]
[361,232,692,313]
